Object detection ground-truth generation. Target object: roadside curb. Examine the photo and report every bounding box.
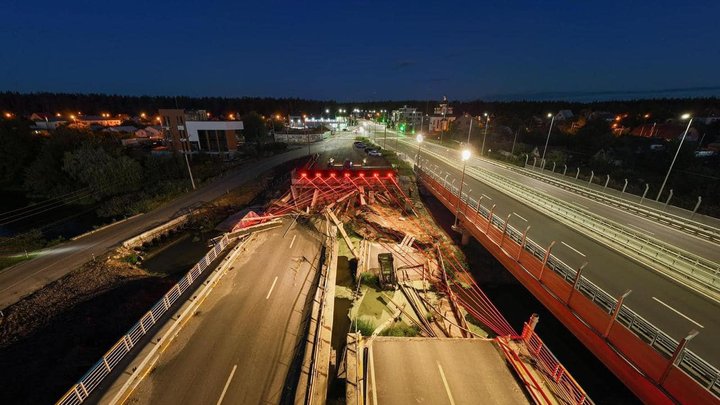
[71,214,143,241]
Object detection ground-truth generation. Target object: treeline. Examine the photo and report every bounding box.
[2,92,719,120]
[0,121,225,232]
[0,92,341,117]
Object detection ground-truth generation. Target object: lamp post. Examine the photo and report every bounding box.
[656,114,693,201]
[453,149,472,227]
[466,115,473,144]
[481,113,490,156]
[541,113,556,168]
[415,133,424,165]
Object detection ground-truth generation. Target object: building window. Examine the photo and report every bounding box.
[197,130,228,152]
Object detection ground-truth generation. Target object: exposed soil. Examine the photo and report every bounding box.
[0,157,310,404]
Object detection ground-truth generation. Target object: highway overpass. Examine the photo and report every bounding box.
[366,121,720,403]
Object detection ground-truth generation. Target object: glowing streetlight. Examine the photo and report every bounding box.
[140,112,147,119]
[3,112,12,118]
[415,133,424,164]
[541,112,556,169]
[481,113,490,156]
[454,149,472,227]
[656,114,693,201]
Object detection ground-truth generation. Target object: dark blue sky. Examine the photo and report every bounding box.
[2,0,719,101]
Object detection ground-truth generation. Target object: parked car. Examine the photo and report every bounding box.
[368,150,382,157]
[353,141,366,148]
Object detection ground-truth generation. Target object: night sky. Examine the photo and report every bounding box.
[2,0,719,101]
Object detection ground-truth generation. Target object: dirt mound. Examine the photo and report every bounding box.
[0,253,150,348]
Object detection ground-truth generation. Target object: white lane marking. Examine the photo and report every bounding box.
[266,276,278,299]
[560,241,586,257]
[513,212,528,222]
[289,235,297,249]
[481,194,493,200]
[436,361,456,405]
[369,346,379,405]
[572,201,589,209]
[652,297,704,328]
[217,364,237,405]
[624,223,654,235]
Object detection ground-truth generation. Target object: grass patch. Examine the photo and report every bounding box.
[380,323,420,337]
[351,318,376,336]
[0,255,30,271]
[122,254,141,265]
[359,272,379,288]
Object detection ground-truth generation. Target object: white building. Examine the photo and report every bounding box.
[184,120,244,153]
[391,106,423,131]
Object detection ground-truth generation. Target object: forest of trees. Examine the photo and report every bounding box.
[2,91,719,122]
[1,92,719,221]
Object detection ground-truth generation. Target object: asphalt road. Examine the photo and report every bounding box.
[313,130,390,169]
[367,338,528,405]
[366,123,720,369]
[0,148,311,310]
[128,220,324,404]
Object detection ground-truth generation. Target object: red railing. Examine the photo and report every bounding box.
[418,167,719,405]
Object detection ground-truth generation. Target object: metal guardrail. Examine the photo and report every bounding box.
[56,234,232,405]
[428,151,720,298]
[421,167,720,398]
[462,165,720,296]
[516,165,720,243]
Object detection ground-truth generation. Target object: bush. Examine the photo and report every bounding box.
[351,318,376,336]
[122,253,141,264]
[380,323,420,337]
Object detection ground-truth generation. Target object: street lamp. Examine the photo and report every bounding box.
[454,149,472,227]
[481,113,490,156]
[656,114,693,201]
[541,112,556,169]
[415,133,424,164]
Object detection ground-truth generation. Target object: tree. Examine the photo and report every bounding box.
[241,112,269,143]
[572,118,614,156]
[0,119,39,187]
[62,146,142,201]
[24,126,87,198]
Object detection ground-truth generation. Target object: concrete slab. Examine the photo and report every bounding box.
[366,338,530,405]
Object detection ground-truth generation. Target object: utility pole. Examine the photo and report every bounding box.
[511,127,519,155]
[182,138,196,190]
[466,115,473,144]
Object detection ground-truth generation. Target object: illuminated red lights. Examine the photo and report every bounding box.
[298,170,396,179]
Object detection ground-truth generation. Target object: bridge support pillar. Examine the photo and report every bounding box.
[461,228,470,246]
